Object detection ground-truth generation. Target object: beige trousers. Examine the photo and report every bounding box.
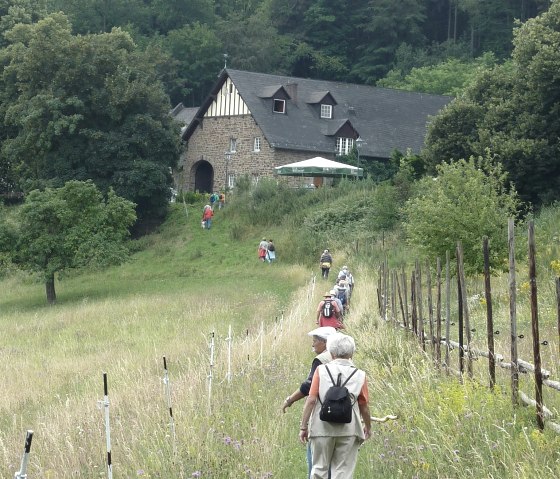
[310,435,361,479]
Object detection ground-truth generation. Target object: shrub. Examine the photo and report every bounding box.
[403,154,520,273]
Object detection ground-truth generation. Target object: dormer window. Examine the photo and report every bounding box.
[273,99,286,114]
[336,137,354,155]
[321,104,332,119]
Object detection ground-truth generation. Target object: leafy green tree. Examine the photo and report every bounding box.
[0,180,136,304]
[423,1,560,206]
[0,13,181,222]
[378,52,497,95]
[403,155,519,273]
[163,22,223,106]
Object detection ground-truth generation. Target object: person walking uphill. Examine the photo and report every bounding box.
[282,326,337,478]
[317,292,343,330]
[299,333,372,479]
[320,250,333,279]
[258,238,269,262]
[202,204,213,229]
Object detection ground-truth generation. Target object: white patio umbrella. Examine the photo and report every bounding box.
[274,157,363,178]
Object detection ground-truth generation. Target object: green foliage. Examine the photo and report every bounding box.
[403,155,520,273]
[2,180,136,303]
[378,53,498,95]
[424,2,560,207]
[0,13,181,222]
[176,190,206,205]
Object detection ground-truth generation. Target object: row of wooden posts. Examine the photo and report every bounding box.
[377,219,560,432]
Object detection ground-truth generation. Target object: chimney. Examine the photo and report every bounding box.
[285,82,298,102]
[348,106,356,115]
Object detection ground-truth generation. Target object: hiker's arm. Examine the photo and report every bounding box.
[282,389,305,413]
[299,370,320,444]
[358,378,372,439]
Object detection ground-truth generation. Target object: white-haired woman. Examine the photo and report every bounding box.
[299,333,371,479]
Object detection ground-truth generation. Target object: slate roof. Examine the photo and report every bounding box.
[183,69,452,159]
[170,103,198,127]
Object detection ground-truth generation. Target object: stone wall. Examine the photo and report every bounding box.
[177,114,335,192]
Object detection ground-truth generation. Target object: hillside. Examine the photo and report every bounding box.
[1,186,560,478]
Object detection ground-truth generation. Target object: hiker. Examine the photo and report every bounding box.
[202,204,213,229]
[329,289,344,317]
[320,250,333,279]
[317,292,343,330]
[282,326,336,478]
[266,239,276,263]
[258,238,269,262]
[333,278,349,312]
[209,192,219,210]
[218,192,226,210]
[299,333,372,479]
[338,266,354,296]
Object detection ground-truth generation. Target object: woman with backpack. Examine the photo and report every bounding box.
[319,250,332,279]
[299,333,372,479]
[316,292,343,330]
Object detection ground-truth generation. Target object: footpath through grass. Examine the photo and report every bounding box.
[2,190,560,478]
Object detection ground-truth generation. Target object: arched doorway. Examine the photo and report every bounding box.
[193,160,214,193]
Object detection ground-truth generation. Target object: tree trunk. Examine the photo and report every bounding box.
[46,273,56,305]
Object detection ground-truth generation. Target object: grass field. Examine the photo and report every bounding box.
[2,191,560,478]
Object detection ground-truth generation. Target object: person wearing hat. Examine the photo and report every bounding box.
[317,292,343,330]
[319,249,333,279]
[282,326,337,478]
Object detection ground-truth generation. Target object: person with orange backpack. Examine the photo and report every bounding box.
[316,292,343,330]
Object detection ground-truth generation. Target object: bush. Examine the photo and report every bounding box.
[403,155,520,273]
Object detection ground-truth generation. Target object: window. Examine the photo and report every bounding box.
[336,137,354,155]
[320,104,332,119]
[254,137,261,152]
[273,99,286,113]
[230,138,237,152]
[228,174,236,189]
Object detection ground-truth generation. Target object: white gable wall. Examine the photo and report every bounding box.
[205,77,250,117]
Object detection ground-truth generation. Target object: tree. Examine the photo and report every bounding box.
[377,53,497,95]
[423,1,560,206]
[0,180,136,304]
[0,13,181,222]
[403,155,519,273]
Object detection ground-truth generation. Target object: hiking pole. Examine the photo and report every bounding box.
[371,414,398,423]
[101,372,113,479]
[14,430,33,479]
[208,331,215,415]
[162,356,177,456]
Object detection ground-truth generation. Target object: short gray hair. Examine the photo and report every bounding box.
[326,333,356,358]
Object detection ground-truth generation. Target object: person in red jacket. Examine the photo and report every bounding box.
[316,292,343,330]
[202,204,213,229]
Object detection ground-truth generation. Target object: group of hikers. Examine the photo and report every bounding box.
[283,258,370,479]
[317,259,354,330]
[201,192,225,229]
[258,238,276,263]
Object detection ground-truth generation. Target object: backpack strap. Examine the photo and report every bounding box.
[341,367,359,388]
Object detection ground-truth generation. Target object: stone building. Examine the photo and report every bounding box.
[177,69,451,193]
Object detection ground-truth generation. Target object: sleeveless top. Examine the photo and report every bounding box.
[309,358,366,439]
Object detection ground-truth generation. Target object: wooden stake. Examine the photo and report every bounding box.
[402,267,409,329]
[556,277,560,360]
[483,237,496,389]
[528,220,544,430]
[426,259,434,355]
[436,258,442,366]
[456,246,464,375]
[445,251,451,373]
[509,219,519,405]
[416,261,425,350]
[457,242,472,377]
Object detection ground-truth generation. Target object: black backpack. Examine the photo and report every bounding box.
[319,366,359,424]
[322,299,333,318]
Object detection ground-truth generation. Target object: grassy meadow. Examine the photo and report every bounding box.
[2,185,560,478]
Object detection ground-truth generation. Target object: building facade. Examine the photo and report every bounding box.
[177,70,451,193]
